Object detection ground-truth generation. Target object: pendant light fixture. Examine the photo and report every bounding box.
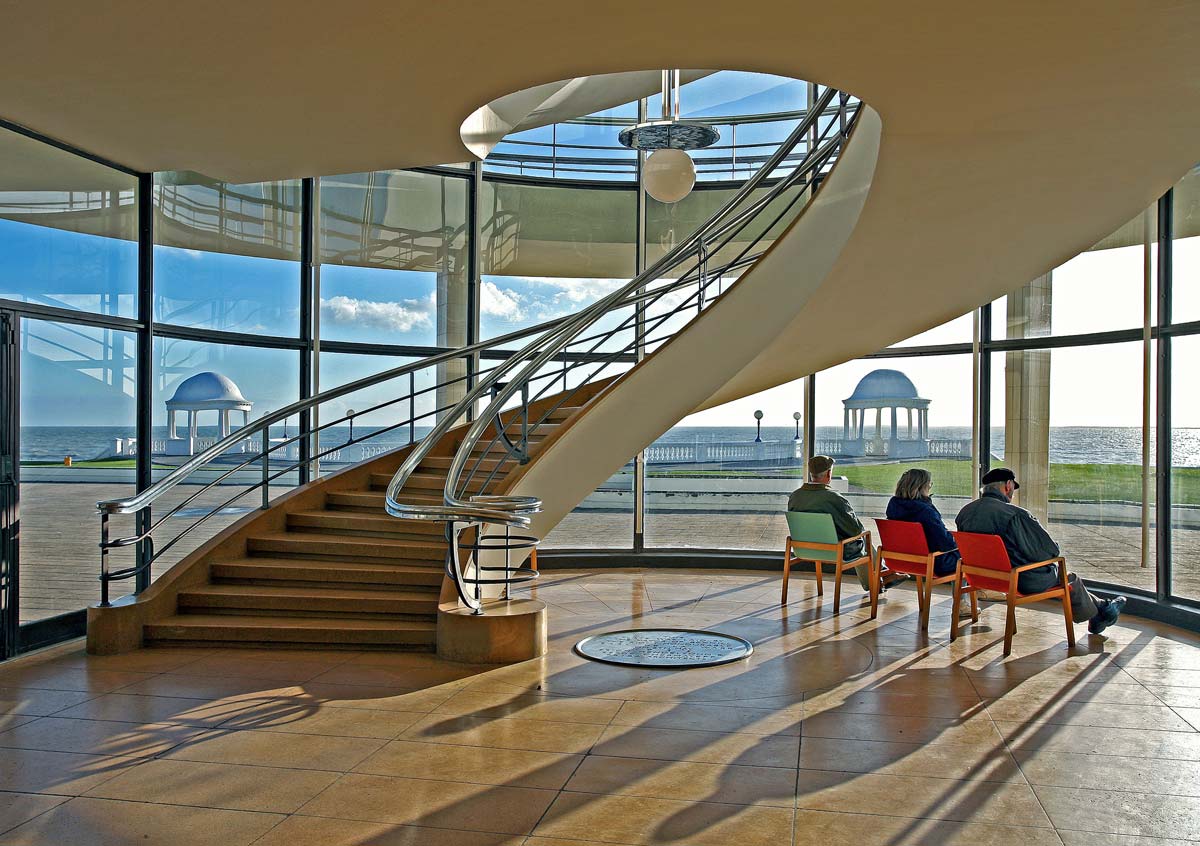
[619,70,719,203]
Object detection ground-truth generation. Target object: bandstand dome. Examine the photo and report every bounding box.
[166,372,250,409]
[846,369,920,403]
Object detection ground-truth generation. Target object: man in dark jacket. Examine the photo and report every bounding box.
[956,468,1125,634]
[788,455,904,591]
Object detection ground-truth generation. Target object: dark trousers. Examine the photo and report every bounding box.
[1017,564,1100,623]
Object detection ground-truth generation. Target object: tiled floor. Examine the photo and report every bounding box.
[0,568,1198,845]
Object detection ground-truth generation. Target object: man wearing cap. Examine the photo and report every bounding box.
[956,468,1126,635]
[788,455,906,592]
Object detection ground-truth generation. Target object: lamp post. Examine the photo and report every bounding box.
[754,409,763,443]
[346,409,356,443]
[793,411,801,441]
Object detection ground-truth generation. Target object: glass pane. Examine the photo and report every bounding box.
[992,206,1154,339]
[153,173,301,336]
[0,127,137,317]
[816,356,975,549]
[480,179,635,338]
[148,338,299,573]
[989,342,1155,593]
[319,170,469,347]
[542,474,634,550]
[890,311,974,347]
[19,319,135,622]
[1172,335,1200,601]
[645,377,808,550]
[1174,163,1200,324]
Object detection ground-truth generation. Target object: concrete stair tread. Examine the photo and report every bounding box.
[214,556,441,574]
[249,531,443,551]
[179,584,436,602]
[286,510,445,536]
[146,614,437,645]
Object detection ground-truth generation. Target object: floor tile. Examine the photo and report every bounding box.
[800,710,1005,748]
[0,716,207,757]
[83,757,338,813]
[0,796,283,846]
[297,772,556,834]
[433,689,623,725]
[610,700,803,735]
[1015,748,1200,796]
[162,728,386,771]
[218,702,425,738]
[0,666,154,694]
[354,739,583,789]
[1034,785,1200,839]
[565,755,796,806]
[401,713,604,753]
[0,686,94,717]
[799,735,1025,783]
[534,791,793,846]
[0,748,142,795]
[791,808,1066,846]
[0,793,67,837]
[985,699,1195,731]
[254,815,527,845]
[592,724,800,767]
[995,721,1200,760]
[794,770,1052,826]
[53,692,257,727]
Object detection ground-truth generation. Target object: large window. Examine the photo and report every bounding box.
[319,170,469,347]
[0,127,138,318]
[154,173,301,336]
[1172,336,1200,601]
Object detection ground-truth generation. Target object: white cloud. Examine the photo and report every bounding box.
[480,280,524,320]
[320,295,432,333]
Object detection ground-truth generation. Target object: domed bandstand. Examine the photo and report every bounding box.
[164,371,253,456]
[842,368,931,458]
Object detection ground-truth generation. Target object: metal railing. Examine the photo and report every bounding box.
[387,86,860,611]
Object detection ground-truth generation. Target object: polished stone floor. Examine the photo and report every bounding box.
[0,568,1198,844]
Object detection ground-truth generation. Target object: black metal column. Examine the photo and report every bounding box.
[0,312,19,658]
[134,173,154,593]
[1156,189,1173,603]
[466,162,482,422]
[298,178,315,485]
[978,303,993,479]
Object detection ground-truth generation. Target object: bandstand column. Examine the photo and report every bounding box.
[188,411,197,439]
[875,407,882,438]
[890,406,898,439]
[168,410,176,439]
[844,408,850,439]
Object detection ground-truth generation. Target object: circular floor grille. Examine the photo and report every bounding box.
[574,628,754,668]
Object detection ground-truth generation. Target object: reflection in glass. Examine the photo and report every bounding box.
[153,172,301,335]
[19,320,135,622]
[0,127,137,317]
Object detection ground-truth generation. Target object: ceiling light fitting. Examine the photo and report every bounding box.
[621,70,719,204]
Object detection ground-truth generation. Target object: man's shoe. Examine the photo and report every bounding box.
[880,572,908,591]
[1088,596,1126,635]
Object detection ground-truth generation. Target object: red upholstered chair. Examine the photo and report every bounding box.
[874,518,972,632]
[950,531,1075,656]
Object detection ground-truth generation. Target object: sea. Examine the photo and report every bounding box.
[18,425,1200,467]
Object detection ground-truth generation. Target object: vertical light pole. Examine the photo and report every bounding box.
[754,410,763,443]
[793,411,801,441]
[346,409,356,443]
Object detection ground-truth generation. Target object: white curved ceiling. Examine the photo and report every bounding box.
[2,0,1198,372]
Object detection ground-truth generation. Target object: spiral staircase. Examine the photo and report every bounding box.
[86,87,872,656]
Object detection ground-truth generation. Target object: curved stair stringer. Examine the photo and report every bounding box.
[85,382,612,655]
[494,107,884,548]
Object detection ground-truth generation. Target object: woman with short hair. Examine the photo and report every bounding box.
[885,468,960,576]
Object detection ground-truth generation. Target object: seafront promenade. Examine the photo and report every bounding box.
[17,478,1198,625]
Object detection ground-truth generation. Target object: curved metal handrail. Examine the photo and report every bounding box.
[385,86,857,609]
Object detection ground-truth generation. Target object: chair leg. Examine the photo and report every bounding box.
[950,573,962,642]
[833,563,843,616]
[920,576,934,632]
[781,546,791,606]
[1003,598,1017,657]
[868,549,879,621]
[1060,583,1080,643]
[969,588,979,622]
[914,576,926,618]
[814,561,823,596]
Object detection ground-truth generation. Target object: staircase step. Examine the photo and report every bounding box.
[287,509,446,538]
[145,614,437,648]
[325,489,441,511]
[211,557,443,587]
[178,584,437,616]
[419,456,506,473]
[247,532,443,561]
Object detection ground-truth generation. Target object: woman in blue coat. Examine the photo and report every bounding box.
[885,468,960,576]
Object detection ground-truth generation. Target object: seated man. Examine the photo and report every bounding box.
[956,467,1126,635]
[788,455,905,591]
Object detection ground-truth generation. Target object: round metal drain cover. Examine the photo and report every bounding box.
[574,628,753,668]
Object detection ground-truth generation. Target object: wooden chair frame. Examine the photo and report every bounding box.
[951,555,1075,656]
[872,546,975,633]
[784,529,876,618]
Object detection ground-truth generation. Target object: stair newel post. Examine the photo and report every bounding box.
[99,512,110,607]
[408,371,416,444]
[503,524,511,601]
[472,525,483,614]
[698,239,708,314]
[520,383,529,460]
[260,446,270,510]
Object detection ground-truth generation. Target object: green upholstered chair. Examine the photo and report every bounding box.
[783,512,875,618]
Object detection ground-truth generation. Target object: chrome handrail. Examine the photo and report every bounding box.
[385,87,857,610]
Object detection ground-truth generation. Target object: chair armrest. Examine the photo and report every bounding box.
[1012,557,1065,574]
[838,530,870,549]
[931,549,952,558]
